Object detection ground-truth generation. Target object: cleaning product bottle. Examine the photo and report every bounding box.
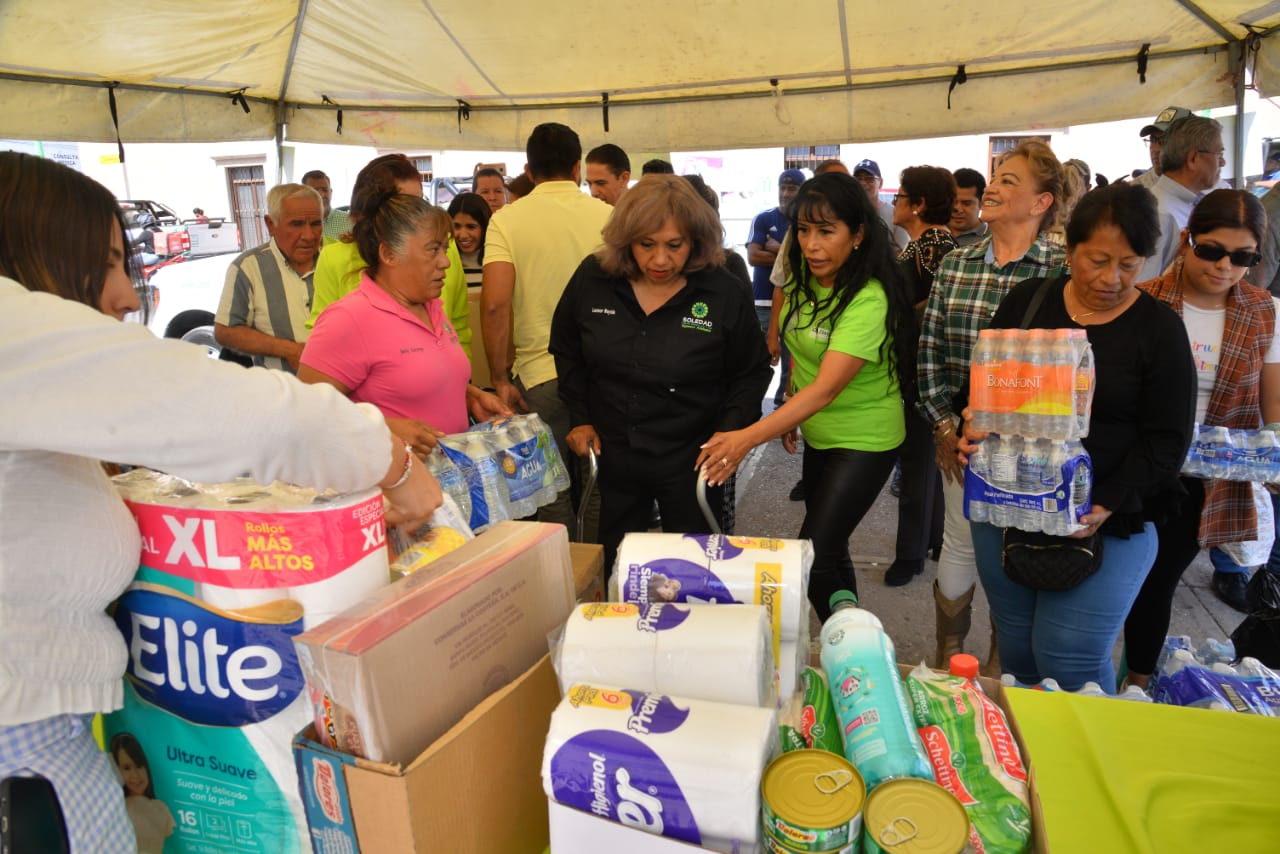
[819,591,932,790]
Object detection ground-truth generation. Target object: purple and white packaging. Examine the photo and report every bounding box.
[542,684,776,853]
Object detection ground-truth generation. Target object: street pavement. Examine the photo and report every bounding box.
[729,382,1247,676]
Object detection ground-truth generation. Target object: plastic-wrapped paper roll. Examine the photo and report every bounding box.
[556,603,773,707]
[107,470,392,854]
[542,684,776,853]
[614,533,811,688]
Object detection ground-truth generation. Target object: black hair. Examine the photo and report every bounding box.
[300,169,328,184]
[473,166,505,183]
[586,144,631,177]
[352,190,450,275]
[898,166,957,227]
[953,167,986,198]
[783,173,915,391]
[641,158,675,175]
[1186,189,1267,246]
[681,174,719,211]
[1064,182,1160,257]
[526,123,581,181]
[446,192,491,263]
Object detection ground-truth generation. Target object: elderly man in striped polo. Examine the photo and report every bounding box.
[214,183,323,373]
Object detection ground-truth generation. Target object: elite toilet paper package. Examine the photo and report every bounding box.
[612,534,812,694]
[555,602,774,707]
[542,683,776,853]
[106,471,391,854]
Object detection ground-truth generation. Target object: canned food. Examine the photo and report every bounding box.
[761,750,865,853]
[862,778,970,853]
[763,830,857,854]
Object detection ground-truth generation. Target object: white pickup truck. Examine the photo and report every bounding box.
[146,252,249,364]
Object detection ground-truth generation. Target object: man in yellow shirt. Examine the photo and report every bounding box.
[482,122,611,531]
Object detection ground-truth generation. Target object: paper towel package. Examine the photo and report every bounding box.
[556,602,774,707]
[613,533,812,695]
[106,471,392,854]
[293,521,575,765]
[542,683,777,853]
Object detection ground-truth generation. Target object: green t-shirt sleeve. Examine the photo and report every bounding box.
[826,280,888,363]
[309,244,344,329]
[444,240,472,359]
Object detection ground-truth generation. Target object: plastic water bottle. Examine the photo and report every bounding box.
[1048,330,1077,440]
[1041,441,1070,535]
[819,591,932,790]
[1019,329,1050,438]
[1118,685,1154,702]
[1076,681,1108,698]
[1016,437,1050,531]
[989,434,1020,528]
[967,438,991,523]
[1203,426,1233,479]
[994,330,1023,436]
[1070,329,1094,438]
[1065,440,1091,528]
[970,329,999,433]
[1196,638,1236,666]
[1263,430,1280,483]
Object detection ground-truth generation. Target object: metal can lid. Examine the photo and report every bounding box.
[762,750,865,830]
[863,778,971,854]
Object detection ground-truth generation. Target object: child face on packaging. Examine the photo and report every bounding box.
[654,576,682,601]
[116,749,150,797]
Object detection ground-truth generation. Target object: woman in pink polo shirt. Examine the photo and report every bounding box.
[299,191,508,445]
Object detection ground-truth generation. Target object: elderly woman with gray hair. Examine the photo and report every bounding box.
[550,175,772,576]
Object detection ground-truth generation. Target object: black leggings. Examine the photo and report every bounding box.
[1124,477,1205,675]
[800,444,898,621]
[895,404,944,561]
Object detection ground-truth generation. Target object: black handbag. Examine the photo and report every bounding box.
[1001,528,1104,591]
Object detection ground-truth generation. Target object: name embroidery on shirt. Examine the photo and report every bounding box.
[591,307,617,316]
[681,301,713,333]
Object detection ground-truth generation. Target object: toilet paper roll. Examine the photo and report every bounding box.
[114,471,390,630]
[614,533,811,649]
[557,603,773,707]
[542,684,776,853]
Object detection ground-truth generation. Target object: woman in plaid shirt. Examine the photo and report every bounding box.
[916,141,1067,669]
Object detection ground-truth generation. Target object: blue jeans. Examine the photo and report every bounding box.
[1209,546,1250,576]
[973,521,1158,692]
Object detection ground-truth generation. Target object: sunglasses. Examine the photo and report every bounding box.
[1188,235,1261,268]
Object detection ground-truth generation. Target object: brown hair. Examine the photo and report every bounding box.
[597,175,725,279]
[352,193,451,276]
[0,151,139,309]
[1000,141,1064,234]
[898,165,957,226]
[346,154,423,239]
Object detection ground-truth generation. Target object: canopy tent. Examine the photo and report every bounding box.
[4,1,1280,153]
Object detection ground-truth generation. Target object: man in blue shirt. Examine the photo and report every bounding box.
[748,169,803,406]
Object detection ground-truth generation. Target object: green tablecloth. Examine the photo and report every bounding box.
[1005,688,1280,852]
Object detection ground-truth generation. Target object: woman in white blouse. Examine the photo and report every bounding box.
[0,151,440,852]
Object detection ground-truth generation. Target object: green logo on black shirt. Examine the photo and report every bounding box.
[682,301,713,333]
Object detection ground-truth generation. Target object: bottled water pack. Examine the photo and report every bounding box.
[1180,423,1280,482]
[970,327,1095,440]
[1150,635,1280,715]
[964,433,1092,534]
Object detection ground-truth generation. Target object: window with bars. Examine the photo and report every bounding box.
[226,165,267,248]
[784,145,841,172]
[987,135,1050,179]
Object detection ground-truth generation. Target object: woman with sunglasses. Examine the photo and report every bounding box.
[1122,189,1280,689]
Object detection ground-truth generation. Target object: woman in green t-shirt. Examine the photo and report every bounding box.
[698,173,913,620]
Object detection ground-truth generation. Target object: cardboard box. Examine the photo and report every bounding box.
[152,227,190,256]
[570,541,604,602]
[295,653,560,853]
[293,521,575,764]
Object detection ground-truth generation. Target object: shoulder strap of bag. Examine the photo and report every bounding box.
[1019,272,1062,329]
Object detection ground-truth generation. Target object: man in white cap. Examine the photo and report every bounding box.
[1135,106,1193,190]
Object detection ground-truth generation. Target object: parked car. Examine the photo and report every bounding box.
[146,251,250,365]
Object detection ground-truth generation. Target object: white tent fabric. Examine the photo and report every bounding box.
[3,1,1280,150]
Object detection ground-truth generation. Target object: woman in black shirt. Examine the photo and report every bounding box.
[957,182,1196,691]
[550,176,772,577]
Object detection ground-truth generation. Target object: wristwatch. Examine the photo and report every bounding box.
[932,416,958,437]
